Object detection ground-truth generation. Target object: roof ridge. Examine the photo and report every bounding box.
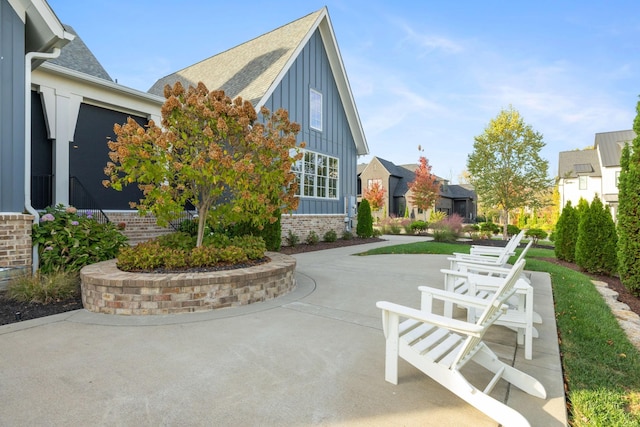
[152,8,324,83]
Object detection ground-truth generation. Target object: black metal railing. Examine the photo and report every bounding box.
[169,202,196,231]
[31,175,53,210]
[69,176,110,224]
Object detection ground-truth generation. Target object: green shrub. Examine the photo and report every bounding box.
[116,233,266,271]
[285,230,300,247]
[177,219,199,236]
[231,235,266,259]
[323,229,338,242]
[410,220,428,234]
[356,199,373,238]
[33,204,128,274]
[617,115,640,293]
[342,230,354,240]
[507,224,520,236]
[306,231,319,245]
[432,228,457,242]
[478,222,500,238]
[554,201,579,262]
[372,228,382,237]
[190,246,221,267]
[261,210,281,252]
[575,195,617,275]
[462,224,479,238]
[7,271,80,304]
[525,228,548,244]
[388,222,402,234]
[156,232,195,250]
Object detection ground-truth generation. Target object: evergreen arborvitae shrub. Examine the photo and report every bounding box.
[575,195,617,275]
[356,199,374,238]
[554,201,579,262]
[618,100,640,293]
[261,210,281,252]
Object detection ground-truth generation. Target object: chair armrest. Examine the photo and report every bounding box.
[417,285,495,310]
[376,301,484,337]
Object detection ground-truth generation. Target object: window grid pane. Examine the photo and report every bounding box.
[291,149,338,200]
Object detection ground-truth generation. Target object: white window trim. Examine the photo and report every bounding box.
[310,88,322,131]
[579,175,588,190]
[292,149,338,200]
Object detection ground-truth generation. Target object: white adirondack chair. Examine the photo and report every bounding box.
[443,241,540,359]
[448,232,528,271]
[469,229,525,257]
[470,230,525,255]
[376,259,546,427]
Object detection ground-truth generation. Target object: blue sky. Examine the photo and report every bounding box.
[48,0,640,182]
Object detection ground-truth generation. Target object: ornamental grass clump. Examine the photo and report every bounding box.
[7,271,79,304]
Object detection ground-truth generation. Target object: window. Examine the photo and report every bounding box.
[291,150,338,199]
[367,179,382,189]
[310,89,322,131]
[579,175,587,190]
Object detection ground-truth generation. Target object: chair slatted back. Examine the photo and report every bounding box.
[451,259,526,369]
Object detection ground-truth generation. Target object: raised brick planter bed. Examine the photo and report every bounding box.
[80,252,296,315]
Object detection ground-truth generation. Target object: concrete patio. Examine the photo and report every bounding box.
[0,235,567,426]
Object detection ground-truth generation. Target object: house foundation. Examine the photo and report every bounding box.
[0,214,33,289]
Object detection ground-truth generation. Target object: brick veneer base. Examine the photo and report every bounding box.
[280,214,348,245]
[80,252,296,315]
[0,214,34,269]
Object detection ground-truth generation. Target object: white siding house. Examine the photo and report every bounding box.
[557,130,636,220]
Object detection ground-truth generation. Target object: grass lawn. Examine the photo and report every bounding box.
[358,241,640,426]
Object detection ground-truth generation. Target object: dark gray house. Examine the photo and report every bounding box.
[149,7,368,238]
[2,4,369,260]
[358,156,476,221]
[0,0,73,271]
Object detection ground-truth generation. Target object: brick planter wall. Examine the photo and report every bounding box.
[0,214,34,269]
[80,252,296,315]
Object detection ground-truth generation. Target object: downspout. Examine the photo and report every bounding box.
[25,48,61,274]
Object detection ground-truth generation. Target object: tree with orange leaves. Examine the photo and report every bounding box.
[408,155,440,220]
[104,82,304,247]
[363,181,386,212]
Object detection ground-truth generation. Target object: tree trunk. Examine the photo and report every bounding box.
[196,204,210,247]
[502,208,509,240]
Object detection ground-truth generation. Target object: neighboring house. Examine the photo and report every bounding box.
[357,157,476,222]
[148,7,368,240]
[1,3,369,267]
[557,130,636,220]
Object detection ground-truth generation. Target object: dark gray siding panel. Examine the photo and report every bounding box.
[70,104,147,210]
[263,30,358,215]
[0,0,26,212]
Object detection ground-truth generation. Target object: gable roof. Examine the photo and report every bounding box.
[558,149,601,178]
[594,130,636,167]
[47,25,112,81]
[360,157,475,200]
[148,7,368,156]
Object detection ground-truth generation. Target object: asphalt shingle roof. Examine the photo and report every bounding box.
[558,149,601,178]
[48,25,112,81]
[147,10,322,104]
[594,130,636,167]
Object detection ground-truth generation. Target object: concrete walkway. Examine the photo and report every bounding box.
[0,236,567,426]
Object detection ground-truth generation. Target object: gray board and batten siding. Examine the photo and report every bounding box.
[0,0,26,212]
[263,30,358,216]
